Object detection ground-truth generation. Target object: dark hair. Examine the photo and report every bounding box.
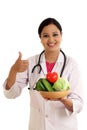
[38,18,62,37]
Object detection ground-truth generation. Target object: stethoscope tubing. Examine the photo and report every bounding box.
[60,49,66,77]
[31,49,66,77]
[31,50,45,74]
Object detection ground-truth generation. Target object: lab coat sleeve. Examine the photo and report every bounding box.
[3,71,28,99]
[65,94,84,116]
[65,59,84,116]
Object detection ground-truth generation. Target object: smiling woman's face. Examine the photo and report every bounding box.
[40,24,62,53]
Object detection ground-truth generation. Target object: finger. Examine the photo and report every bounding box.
[18,51,22,60]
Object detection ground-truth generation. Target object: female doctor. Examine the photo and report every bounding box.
[3,18,83,130]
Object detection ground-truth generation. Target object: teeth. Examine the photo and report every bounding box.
[48,43,55,47]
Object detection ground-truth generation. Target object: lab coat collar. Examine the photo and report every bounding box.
[40,51,64,74]
[40,51,64,63]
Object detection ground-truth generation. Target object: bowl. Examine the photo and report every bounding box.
[40,90,70,99]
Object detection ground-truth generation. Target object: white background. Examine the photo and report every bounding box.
[0,0,87,129]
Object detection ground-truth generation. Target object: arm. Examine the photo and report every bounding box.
[6,66,17,90]
[5,52,29,90]
[59,66,84,113]
[3,52,29,98]
[62,58,84,114]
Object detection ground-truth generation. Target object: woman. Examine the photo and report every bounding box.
[3,18,83,130]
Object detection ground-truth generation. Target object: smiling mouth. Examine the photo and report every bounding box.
[47,43,56,47]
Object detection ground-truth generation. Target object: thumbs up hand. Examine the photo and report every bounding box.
[13,52,29,73]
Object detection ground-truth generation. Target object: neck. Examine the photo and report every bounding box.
[45,50,60,63]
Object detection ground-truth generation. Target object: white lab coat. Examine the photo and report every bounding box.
[3,52,83,130]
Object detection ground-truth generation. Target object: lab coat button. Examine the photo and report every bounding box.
[45,114,48,118]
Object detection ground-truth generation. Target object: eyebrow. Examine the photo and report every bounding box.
[42,31,59,35]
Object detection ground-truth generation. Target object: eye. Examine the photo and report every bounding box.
[53,33,59,37]
[43,34,49,38]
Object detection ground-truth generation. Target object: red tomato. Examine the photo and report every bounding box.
[46,72,58,83]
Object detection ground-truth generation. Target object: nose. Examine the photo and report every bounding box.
[48,36,54,42]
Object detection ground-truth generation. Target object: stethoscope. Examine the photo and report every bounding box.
[31,49,66,77]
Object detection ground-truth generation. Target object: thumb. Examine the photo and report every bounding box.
[18,51,22,60]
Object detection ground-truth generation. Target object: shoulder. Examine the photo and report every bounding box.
[64,54,81,74]
[65,54,82,74]
[66,55,78,66]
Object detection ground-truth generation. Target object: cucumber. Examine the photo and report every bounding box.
[35,79,47,91]
[41,78,54,92]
